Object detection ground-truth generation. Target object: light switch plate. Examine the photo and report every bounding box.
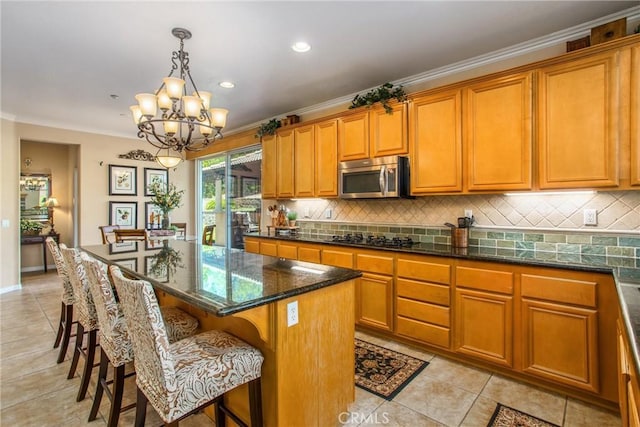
[1,219,9,228]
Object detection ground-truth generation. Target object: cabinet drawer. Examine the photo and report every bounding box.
[322,249,354,268]
[260,242,278,257]
[244,239,260,254]
[356,253,394,275]
[396,317,450,348]
[298,246,321,264]
[397,278,450,306]
[397,257,450,284]
[397,298,450,327]
[521,274,596,308]
[277,244,298,260]
[456,266,513,294]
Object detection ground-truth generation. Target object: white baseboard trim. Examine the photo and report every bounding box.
[0,284,22,294]
[20,264,56,273]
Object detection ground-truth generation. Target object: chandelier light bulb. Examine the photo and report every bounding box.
[163,120,179,136]
[129,105,142,124]
[210,108,228,128]
[135,93,157,117]
[182,95,201,118]
[194,91,212,110]
[200,119,213,136]
[157,90,172,111]
[163,77,185,100]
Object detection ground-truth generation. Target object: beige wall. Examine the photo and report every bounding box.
[1,121,195,287]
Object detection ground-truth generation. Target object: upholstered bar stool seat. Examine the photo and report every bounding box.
[45,237,77,364]
[111,266,264,427]
[81,255,200,427]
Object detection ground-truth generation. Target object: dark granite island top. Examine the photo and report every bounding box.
[81,240,362,316]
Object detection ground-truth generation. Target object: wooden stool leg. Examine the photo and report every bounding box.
[215,399,226,427]
[107,364,126,427]
[89,348,109,421]
[67,323,84,379]
[53,301,65,349]
[76,329,97,401]
[135,387,147,427]
[56,304,74,363]
[249,378,263,427]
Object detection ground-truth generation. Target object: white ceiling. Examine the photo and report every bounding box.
[1,1,639,141]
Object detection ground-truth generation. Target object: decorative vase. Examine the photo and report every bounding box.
[161,214,171,230]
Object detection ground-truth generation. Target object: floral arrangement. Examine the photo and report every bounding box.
[147,182,184,214]
[255,118,281,139]
[20,218,44,234]
[149,245,183,279]
[349,82,407,114]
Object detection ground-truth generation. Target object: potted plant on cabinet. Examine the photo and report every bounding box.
[20,218,44,235]
[349,82,407,114]
[286,211,298,227]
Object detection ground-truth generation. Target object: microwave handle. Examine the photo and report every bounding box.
[379,165,387,195]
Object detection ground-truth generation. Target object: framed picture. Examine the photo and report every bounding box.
[144,168,169,196]
[109,201,137,229]
[108,241,138,254]
[241,176,260,197]
[113,258,138,271]
[145,202,163,229]
[109,165,137,196]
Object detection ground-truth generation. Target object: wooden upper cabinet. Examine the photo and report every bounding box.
[370,102,408,157]
[261,135,277,199]
[537,51,620,189]
[276,129,295,198]
[315,119,339,197]
[631,45,640,186]
[465,72,533,191]
[409,90,463,194]
[294,125,315,197]
[338,110,369,161]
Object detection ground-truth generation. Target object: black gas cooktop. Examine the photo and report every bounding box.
[328,233,416,249]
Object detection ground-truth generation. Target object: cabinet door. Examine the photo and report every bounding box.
[277,242,298,260]
[409,90,462,193]
[338,111,369,161]
[260,241,278,257]
[315,120,339,197]
[465,72,532,191]
[356,273,393,331]
[521,299,598,393]
[244,238,260,254]
[294,125,315,197]
[455,288,513,367]
[370,103,408,157]
[631,45,640,186]
[537,51,620,188]
[261,135,277,199]
[276,129,295,198]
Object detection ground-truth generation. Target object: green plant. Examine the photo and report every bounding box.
[286,211,298,221]
[255,118,281,139]
[349,82,407,114]
[147,182,184,214]
[20,218,44,234]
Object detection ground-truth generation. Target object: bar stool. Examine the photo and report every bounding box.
[45,237,77,364]
[110,265,264,427]
[61,245,100,402]
[81,254,200,427]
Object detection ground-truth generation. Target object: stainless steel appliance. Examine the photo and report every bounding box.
[328,233,416,249]
[338,155,410,199]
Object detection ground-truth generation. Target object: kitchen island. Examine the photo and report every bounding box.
[82,240,362,427]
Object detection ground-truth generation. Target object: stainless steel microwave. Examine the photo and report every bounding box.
[338,155,410,199]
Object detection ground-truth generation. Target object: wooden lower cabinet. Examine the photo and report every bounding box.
[244,238,260,254]
[454,288,513,367]
[619,318,640,426]
[297,243,322,264]
[355,250,395,332]
[277,242,298,260]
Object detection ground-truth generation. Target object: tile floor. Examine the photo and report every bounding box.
[1,272,622,426]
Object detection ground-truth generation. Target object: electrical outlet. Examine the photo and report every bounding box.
[464,209,473,219]
[287,301,299,327]
[583,209,598,226]
[304,207,310,218]
[325,209,332,219]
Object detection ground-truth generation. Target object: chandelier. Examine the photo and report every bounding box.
[20,176,48,192]
[130,28,229,169]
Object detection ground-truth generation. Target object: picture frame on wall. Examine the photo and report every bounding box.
[144,168,169,196]
[241,176,260,197]
[109,165,137,196]
[113,258,138,271]
[109,201,137,229]
[145,202,163,229]
[108,241,138,255]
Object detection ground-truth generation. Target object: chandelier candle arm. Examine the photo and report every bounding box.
[131,27,229,168]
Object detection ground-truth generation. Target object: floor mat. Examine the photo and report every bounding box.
[487,403,560,427]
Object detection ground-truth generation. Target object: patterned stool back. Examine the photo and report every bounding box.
[45,237,74,305]
[82,255,134,367]
[61,246,98,331]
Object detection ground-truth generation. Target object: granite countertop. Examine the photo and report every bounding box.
[249,232,640,375]
[81,241,362,317]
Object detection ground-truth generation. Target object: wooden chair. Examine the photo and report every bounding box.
[202,224,215,245]
[114,228,148,242]
[172,222,187,240]
[45,237,77,364]
[99,225,121,244]
[110,265,264,427]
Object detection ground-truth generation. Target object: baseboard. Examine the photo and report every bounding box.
[0,284,22,294]
[20,264,56,273]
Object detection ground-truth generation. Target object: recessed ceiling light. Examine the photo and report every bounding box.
[110,94,119,100]
[291,41,311,53]
[219,81,235,89]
